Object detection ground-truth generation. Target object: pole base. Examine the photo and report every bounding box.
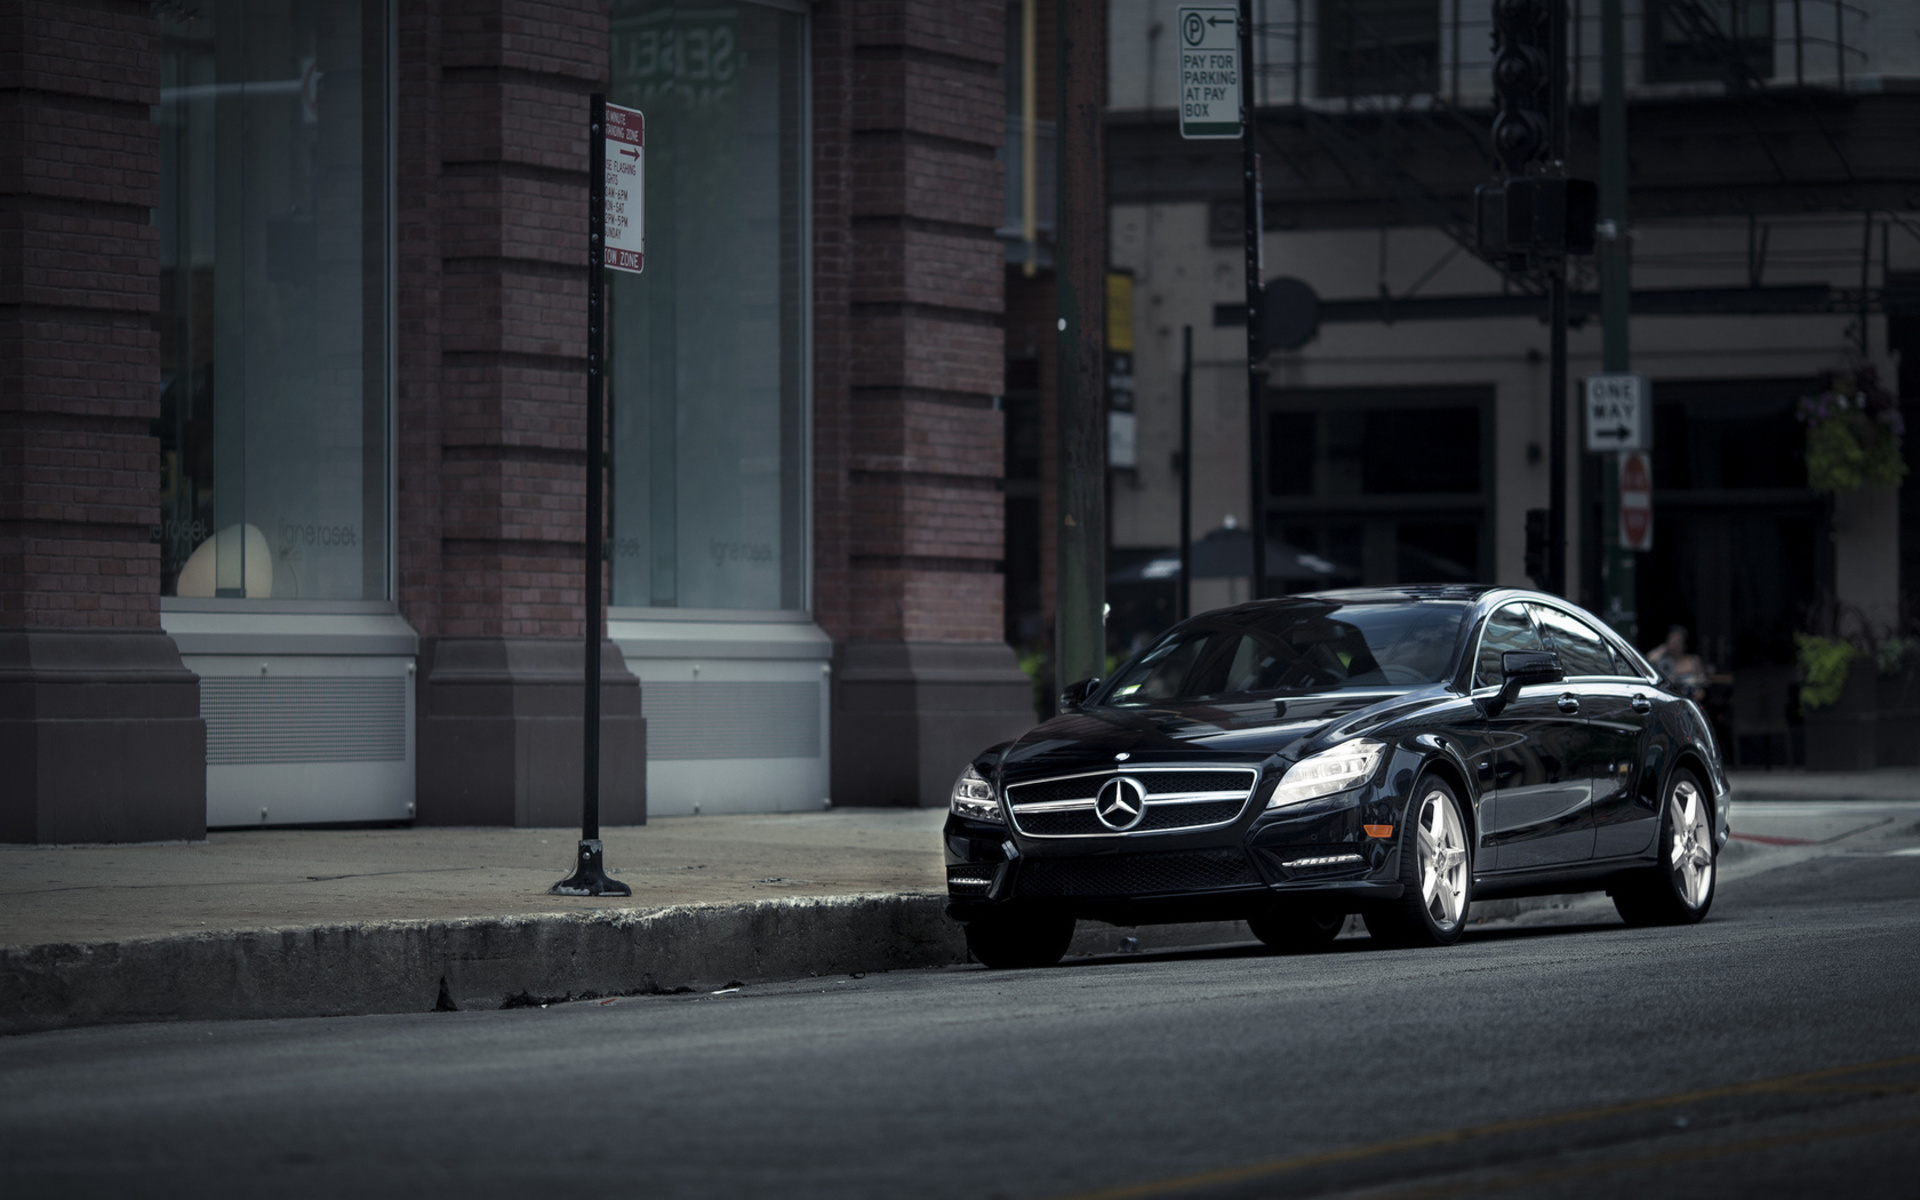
[549,838,632,897]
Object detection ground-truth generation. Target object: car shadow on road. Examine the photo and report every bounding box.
[1051,916,1636,969]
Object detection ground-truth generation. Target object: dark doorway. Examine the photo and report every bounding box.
[1635,376,1829,765]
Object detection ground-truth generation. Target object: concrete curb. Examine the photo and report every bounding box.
[0,892,968,1036]
[2,840,1769,1035]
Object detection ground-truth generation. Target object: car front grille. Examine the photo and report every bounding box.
[1004,766,1258,838]
[1015,850,1262,898]
[1017,799,1247,837]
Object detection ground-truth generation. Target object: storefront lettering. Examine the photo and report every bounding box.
[277,521,358,550]
[615,22,738,108]
[154,518,210,558]
[710,539,772,568]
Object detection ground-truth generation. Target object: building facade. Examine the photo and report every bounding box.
[1099,0,1920,761]
[1,0,1033,842]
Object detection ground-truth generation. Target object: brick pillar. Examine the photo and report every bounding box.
[0,0,205,843]
[820,2,1033,806]
[403,0,644,826]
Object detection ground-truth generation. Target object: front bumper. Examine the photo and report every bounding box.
[943,767,1410,921]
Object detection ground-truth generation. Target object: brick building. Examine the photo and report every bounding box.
[1,0,1034,842]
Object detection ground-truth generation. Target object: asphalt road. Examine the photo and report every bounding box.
[4,810,1919,1200]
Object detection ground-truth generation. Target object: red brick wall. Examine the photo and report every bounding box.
[817,0,1009,645]
[397,0,607,640]
[0,0,163,630]
[812,1,856,640]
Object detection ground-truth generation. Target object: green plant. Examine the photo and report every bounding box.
[1796,633,1859,710]
[1798,366,1907,493]
[1016,647,1049,719]
[1876,636,1920,677]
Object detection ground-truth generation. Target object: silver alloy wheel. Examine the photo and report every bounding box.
[1668,778,1714,909]
[1416,789,1469,929]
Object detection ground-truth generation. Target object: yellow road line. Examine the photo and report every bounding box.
[1054,1051,1920,1200]
[1356,1113,1920,1200]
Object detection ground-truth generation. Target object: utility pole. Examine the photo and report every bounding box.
[1239,0,1267,600]
[1055,0,1107,689]
[1547,0,1569,598]
[1179,325,1193,621]
[1598,0,1635,640]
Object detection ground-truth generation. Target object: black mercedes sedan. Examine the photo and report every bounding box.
[943,586,1730,968]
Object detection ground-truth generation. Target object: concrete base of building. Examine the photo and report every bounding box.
[831,640,1037,807]
[415,638,647,827]
[611,613,833,816]
[0,629,207,845]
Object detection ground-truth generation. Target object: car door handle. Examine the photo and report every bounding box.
[1557,694,1581,714]
[1631,694,1653,714]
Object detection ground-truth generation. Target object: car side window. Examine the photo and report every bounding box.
[1530,604,1616,679]
[1475,603,1544,689]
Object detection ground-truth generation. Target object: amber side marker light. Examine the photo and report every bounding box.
[1364,824,1394,839]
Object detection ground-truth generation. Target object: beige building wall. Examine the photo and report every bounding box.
[1109,202,1906,631]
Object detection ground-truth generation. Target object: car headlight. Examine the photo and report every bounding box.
[1267,739,1386,809]
[949,765,1003,824]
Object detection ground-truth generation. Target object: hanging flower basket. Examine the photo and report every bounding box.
[1797,366,1906,493]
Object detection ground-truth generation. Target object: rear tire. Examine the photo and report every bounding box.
[1612,767,1715,927]
[1364,777,1471,948]
[1248,902,1346,953]
[964,909,1075,969]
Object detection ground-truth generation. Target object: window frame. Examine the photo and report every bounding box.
[154,0,399,615]
[603,0,814,620]
[1470,601,1546,692]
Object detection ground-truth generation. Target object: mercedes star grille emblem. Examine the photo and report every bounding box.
[1095,776,1147,831]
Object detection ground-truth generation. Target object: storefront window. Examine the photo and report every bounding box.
[608,0,808,611]
[153,0,390,601]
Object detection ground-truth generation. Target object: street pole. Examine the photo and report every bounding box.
[1546,0,1569,599]
[1239,0,1267,600]
[1054,0,1107,690]
[553,93,629,898]
[1179,324,1193,622]
[1598,0,1635,640]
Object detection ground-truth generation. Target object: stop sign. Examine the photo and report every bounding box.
[1620,451,1652,551]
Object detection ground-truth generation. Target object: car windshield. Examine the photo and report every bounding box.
[1102,601,1468,706]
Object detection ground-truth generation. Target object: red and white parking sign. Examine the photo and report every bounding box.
[1620,450,1653,552]
[603,103,644,274]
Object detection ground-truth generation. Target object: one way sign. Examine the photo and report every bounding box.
[1584,373,1648,453]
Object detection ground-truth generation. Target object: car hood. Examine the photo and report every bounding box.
[998,687,1447,781]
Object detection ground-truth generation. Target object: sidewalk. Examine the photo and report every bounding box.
[0,811,948,947]
[5,772,1914,1034]
[1729,767,1920,804]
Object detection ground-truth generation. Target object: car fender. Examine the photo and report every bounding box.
[1367,735,1478,870]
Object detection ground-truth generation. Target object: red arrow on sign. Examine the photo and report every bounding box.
[620,148,638,159]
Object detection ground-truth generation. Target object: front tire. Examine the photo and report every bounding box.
[963,909,1075,969]
[1612,767,1716,927]
[1364,777,1471,948]
[1248,901,1346,953]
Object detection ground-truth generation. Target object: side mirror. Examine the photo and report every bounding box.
[1492,649,1564,712]
[1059,677,1102,713]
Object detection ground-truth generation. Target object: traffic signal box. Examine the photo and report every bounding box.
[1474,0,1596,269]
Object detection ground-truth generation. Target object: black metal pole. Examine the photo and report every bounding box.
[1179,324,1193,622]
[1547,0,1569,599]
[1240,0,1266,601]
[554,93,629,898]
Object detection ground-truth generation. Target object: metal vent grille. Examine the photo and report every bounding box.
[1016,850,1262,898]
[643,681,821,761]
[201,677,408,765]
